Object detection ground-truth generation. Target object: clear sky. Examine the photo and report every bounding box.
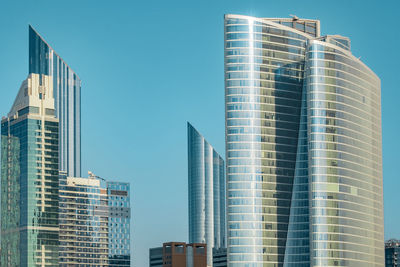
[0,0,399,266]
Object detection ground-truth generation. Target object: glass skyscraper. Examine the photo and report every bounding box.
[59,173,109,266]
[188,122,226,266]
[224,14,383,266]
[2,25,131,267]
[29,25,81,177]
[1,73,60,266]
[107,181,131,266]
[58,174,131,266]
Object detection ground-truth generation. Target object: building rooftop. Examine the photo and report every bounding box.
[386,239,400,248]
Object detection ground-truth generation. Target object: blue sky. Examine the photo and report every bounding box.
[0,0,399,266]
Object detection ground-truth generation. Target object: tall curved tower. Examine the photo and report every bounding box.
[188,122,226,266]
[224,14,384,267]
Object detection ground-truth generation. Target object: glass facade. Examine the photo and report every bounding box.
[58,176,131,266]
[213,248,228,267]
[188,122,226,266]
[306,40,383,266]
[107,181,131,266]
[225,14,312,266]
[385,239,400,267]
[59,174,109,266]
[1,74,60,267]
[283,83,310,266]
[29,25,81,177]
[224,14,384,267]
[2,26,131,267]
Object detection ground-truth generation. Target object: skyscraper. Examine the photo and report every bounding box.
[58,173,131,266]
[29,25,81,177]
[187,122,226,266]
[58,173,109,266]
[1,25,82,266]
[224,14,383,266]
[1,73,60,266]
[107,181,131,266]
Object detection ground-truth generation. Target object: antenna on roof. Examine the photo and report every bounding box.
[290,14,299,21]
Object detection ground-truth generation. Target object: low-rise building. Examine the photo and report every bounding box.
[149,242,206,267]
